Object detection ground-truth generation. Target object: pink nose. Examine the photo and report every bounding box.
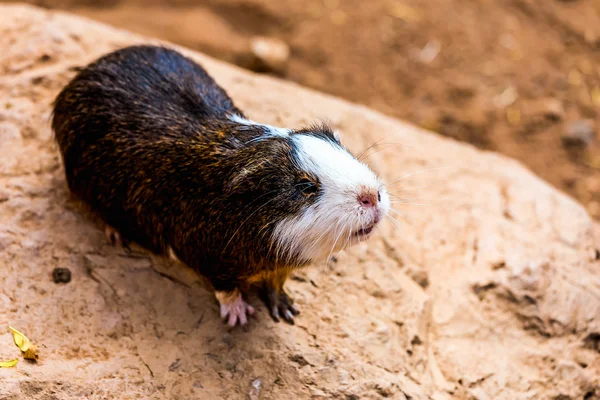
[358,191,378,208]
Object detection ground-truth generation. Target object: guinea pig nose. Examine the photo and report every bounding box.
[358,191,378,208]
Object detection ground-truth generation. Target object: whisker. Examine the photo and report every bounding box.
[339,216,353,252]
[315,217,342,263]
[223,195,282,252]
[305,215,339,259]
[356,129,419,161]
[327,218,347,263]
[389,201,433,206]
[373,224,384,241]
[359,142,413,161]
[384,166,452,187]
[389,208,413,225]
[356,133,395,161]
[324,224,340,263]
[388,185,437,195]
[389,197,437,204]
[385,215,403,235]
[387,193,433,201]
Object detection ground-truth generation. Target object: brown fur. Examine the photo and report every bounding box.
[51,45,341,323]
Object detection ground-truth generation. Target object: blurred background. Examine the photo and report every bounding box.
[6,0,600,219]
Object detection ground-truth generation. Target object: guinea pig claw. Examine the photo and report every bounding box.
[288,303,300,316]
[262,286,300,325]
[271,306,281,323]
[282,309,295,325]
[224,302,255,327]
[279,295,299,325]
[217,290,255,327]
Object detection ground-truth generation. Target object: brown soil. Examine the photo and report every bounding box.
[11,0,600,219]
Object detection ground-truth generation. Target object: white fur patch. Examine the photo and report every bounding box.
[229,114,290,142]
[272,134,390,263]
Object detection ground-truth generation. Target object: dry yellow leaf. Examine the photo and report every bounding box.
[9,326,31,352]
[0,358,18,368]
[23,345,38,361]
[9,326,38,360]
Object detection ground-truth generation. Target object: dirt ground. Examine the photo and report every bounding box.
[7,0,600,219]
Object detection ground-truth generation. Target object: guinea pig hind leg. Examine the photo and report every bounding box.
[215,288,255,327]
[261,271,300,325]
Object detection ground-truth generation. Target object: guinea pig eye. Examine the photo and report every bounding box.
[298,178,318,197]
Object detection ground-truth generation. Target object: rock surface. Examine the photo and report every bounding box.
[0,5,598,400]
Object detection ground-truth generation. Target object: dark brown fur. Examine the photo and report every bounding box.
[52,45,339,322]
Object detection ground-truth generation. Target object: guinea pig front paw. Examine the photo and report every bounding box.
[261,285,300,325]
[216,289,255,327]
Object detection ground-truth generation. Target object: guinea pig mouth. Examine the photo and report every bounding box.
[353,224,375,237]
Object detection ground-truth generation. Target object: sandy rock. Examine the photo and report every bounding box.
[0,4,598,400]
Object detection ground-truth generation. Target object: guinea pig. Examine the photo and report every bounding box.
[51,45,390,327]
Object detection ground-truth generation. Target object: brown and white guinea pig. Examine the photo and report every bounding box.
[51,45,390,327]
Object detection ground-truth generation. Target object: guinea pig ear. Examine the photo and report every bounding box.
[223,161,266,194]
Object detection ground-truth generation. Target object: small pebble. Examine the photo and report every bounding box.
[52,267,71,284]
[289,354,309,366]
[562,119,595,147]
[222,332,234,348]
[494,86,517,108]
[168,358,181,372]
[534,98,564,121]
[249,36,290,74]
[248,378,262,400]
[418,40,441,64]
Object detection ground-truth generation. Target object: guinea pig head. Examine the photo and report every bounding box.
[226,124,390,265]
